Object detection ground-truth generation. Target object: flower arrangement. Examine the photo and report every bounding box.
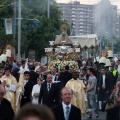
[48,60,79,72]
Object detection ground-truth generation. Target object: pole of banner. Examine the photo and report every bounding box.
[18,0,21,60]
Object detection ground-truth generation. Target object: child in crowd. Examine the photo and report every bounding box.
[32,77,42,104]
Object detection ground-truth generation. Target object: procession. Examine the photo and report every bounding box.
[0,0,120,120]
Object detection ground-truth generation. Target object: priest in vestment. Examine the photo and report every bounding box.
[1,67,17,111]
[16,61,29,111]
[65,72,86,114]
[16,72,24,111]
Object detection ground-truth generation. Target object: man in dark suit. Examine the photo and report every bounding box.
[97,67,111,111]
[20,71,33,107]
[39,74,59,108]
[0,85,15,120]
[52,87,81,120]
[29,65,39,85]
[59,66,72,90]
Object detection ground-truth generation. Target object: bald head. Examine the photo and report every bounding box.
[61,87,73,96]
[47,74,52,78]
[46,74,52,83]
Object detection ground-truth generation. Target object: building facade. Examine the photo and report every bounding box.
[58,0,118,38]
[58,1,94,35]
[116,10,120,38]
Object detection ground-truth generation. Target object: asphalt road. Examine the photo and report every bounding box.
[82,111,106,120]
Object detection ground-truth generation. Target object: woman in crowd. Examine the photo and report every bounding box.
[32,77,42,104]
[106,81,120,120]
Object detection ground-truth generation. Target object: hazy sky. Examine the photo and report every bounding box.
[57,0,120,9]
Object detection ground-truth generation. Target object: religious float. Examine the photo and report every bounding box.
[45,25,80,72]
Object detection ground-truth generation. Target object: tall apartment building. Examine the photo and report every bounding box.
[94,0,117,38]
[58,1,94,35]
[58,0,118,38]
[119,15,120,39]
[116,10,120,38]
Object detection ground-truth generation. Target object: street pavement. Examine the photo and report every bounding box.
[82,111,106,120]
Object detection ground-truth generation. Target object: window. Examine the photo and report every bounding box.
[80,19,84,21]
[80,26,84,28]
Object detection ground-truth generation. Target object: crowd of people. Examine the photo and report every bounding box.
[0,58,120,120]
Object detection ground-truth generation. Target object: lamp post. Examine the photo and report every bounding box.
[18,0,21,60]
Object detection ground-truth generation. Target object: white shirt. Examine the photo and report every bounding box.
[62,102,71,119]
[102,75,105,87]
[32,84,41,104]
[24,80,28,86]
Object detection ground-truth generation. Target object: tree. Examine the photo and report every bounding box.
[20,0,69,60]
[0,0,70,60]
[0,0,14,52]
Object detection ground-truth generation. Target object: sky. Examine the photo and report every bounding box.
[57,0,120,9]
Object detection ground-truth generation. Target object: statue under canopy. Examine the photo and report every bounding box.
[54,25,72,46]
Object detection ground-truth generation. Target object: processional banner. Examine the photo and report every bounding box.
[4,18,14,35]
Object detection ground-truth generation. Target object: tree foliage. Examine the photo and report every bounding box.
[0,0,14,52]
[20,0,69,60]
[0,0,69,60]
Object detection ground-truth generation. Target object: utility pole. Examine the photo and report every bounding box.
[47,0,50,18]
[18,0,21,60]
[47,0,50,63]
[13,0,16,43]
